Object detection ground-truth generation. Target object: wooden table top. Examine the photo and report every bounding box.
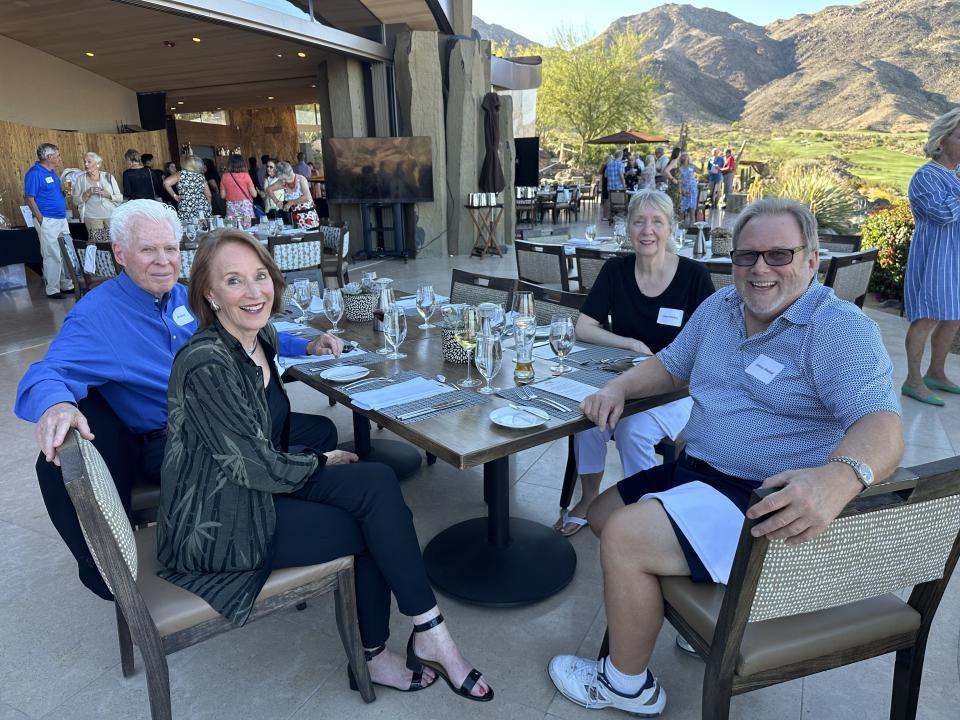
[289,310,686,470]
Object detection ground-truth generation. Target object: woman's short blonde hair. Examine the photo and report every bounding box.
[187,229,286,328]
[181,155,204,174]
[923,108,960,159]
[626,189,674,227]
[84,151,102,166]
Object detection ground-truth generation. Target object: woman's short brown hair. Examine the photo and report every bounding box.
[187,229,286,328]
[124,148,141,164]
[227,153,246,173]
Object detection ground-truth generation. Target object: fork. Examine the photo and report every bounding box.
[518,386,571,413]
[342,377,394,391]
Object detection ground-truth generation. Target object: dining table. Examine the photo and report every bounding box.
[284,302,686,607]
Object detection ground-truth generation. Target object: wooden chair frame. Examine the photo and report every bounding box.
[818,233,863,253]
[597,459,960,720]
[449,269,517,309]
[59,430,373,720]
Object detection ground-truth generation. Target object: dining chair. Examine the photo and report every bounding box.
[315,223,350,288]
[703,260,735,289]
[58,429,374,720]
[818,233,863,253]
[515,239,571,292]
[59,235,119,298]
[574,248,623,294]
[268,233,324,284]
[822,247,878,307]
[609,190,628,219]
[178,243,196,281]
[517,280,584,325]
[596,457,960,720]
[449,269,516,308]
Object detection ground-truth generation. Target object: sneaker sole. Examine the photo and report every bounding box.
[548,665,667,717]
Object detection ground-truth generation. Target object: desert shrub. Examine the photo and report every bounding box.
[862,202,914,302]
[747,159,858,233]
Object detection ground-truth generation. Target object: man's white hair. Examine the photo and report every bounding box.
[110,200,182,247]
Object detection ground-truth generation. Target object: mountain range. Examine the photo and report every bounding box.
[474,0,960,130]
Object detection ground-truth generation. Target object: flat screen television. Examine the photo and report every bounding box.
[322,136,434,204]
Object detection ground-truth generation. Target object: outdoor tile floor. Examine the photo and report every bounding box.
[1,202,958,719]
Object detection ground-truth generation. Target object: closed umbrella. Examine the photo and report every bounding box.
[586,130,669,145]
[479,92,505,193]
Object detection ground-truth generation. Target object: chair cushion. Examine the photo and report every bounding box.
[135,526,352,638]
[661,577,921,677]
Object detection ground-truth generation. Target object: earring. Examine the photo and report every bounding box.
[209,300,220,312]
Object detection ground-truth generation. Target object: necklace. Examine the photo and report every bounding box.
[246,340,258,356]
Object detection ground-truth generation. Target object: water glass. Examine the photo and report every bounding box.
[375,285,395,354]
[455,306,482,388]
[184,223,197,244]
[512,291,535,322]
[584,224,597,242]
[292,278,311,323]
[474,333,503,395]
[549,314,575,374]
[477,302,506,338]
[323,288,344,335]
[416,284,436,330]
[383,305,407,374]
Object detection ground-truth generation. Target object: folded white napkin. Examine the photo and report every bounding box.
[83,244,97,273]
[272,320,304,333]
[531,376,598,403]
[533,343,584,359]
[278,347,365,371]
[309,296,324,313]
[351,377,454,410]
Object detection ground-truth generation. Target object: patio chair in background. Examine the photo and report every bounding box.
[517,280,584,325]
[703,260,735,290]
[818,233,863,253]
[609,190,628,220]
[59,429,373,720]
[598,457,960,720]
[515,239,571,292]
[823,248,878,308]
[449,269,516,308]
[574,248,624,294]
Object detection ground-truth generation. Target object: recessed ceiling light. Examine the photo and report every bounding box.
[192,37,201,43]
[297,51,306,58]
[310,84,316,88]
[267,96,275,100]
[276,53,283,58]
[216,107,222,110]
[163,40,176,48]
[169,107,176,110]
[177,101,184,105]
[84,51,95,57]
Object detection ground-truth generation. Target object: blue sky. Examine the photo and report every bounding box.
[474,1,860,44]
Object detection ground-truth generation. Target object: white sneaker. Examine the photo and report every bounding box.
[548,655,666,716]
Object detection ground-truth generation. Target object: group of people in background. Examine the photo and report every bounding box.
[23,143,323,298]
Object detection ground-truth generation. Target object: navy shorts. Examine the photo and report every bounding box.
[616,453,757,582]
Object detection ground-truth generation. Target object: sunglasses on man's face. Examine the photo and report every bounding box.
[729,246,806,267]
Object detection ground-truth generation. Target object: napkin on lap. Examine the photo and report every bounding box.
[351,377,454,410]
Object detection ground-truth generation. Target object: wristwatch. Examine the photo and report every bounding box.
[828,456,874,490]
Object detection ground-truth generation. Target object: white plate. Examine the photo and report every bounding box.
[535,325,551,338]
[319,365,370,382]
[490,406,546,429]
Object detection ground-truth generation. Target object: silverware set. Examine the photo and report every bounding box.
[513,385,572,413]
[396,398,466,421]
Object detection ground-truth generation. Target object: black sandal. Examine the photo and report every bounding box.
[347,644,431,693]
[405,613,494,702]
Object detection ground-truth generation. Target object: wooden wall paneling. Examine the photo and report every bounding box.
[231,106,300,162]
[0,119,166,223]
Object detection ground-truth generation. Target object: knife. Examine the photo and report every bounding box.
[396,399,466,421]
[509,403,550,421]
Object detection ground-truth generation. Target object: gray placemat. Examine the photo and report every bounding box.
[298,351,390,375]
[496,386,583,421]
[565,344,639,367]
[565,368,622,389]
[338,371,490,424]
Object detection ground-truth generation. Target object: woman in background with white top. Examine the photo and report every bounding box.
[73,152,122,236]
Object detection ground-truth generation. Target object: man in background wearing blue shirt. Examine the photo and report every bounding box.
[548,198,904,718]
[23,143,74,299]
[15,200,344,598]
[603,150,626,220]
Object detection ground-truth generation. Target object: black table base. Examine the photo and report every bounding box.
[423,456,577,607]
[345,412,422,481]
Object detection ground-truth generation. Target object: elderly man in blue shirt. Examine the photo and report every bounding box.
[15,200,344,598]
[548,198,904,717]
[23,142,75,299]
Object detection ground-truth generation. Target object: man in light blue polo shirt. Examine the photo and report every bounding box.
[16,200,345,598]
[548,198,904,717]
[24,142,74,298]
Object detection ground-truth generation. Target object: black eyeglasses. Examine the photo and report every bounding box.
[729,246,807,267]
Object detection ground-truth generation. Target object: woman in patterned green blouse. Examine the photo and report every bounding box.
[157,230,493,701]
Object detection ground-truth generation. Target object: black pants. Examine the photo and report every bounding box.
[272,457,436,648]
[36,391,337,600]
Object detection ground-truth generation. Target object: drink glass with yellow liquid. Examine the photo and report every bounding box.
[455,306,482,388]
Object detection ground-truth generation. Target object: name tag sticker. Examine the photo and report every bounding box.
[44,176,55,183]
[745,354,785,385]
[172,305,194,326]
[657,307,684,327]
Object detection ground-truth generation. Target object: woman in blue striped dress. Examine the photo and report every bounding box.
[902,108,960,406]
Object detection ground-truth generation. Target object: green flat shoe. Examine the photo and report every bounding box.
[902,383,945,407]
[923,375,960,394]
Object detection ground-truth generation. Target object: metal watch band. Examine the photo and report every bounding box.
[829,456,870,489]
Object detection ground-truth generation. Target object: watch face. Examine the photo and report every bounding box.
[857,462,874,485]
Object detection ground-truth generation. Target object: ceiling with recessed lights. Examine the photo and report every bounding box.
[0,0,443,112]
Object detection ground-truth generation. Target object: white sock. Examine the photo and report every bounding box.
[604,657,648,696]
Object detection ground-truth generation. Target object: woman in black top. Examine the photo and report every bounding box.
[555,189,715,536]
[121,148,161,201]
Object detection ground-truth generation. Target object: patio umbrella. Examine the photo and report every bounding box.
[479,92,505,193]
[585,129,669,145]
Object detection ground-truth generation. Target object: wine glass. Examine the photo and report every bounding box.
[585,224,597,242]
[374,285,395,354]
[474,332,503,395]
[477,302,506,338]
[383,305,407,372]
[512,290,536,325]
[455,306,482,388]
[549,314,575,374]
[416,284,437,330]
[323,287,344,335]
[184,223,197,244]
[292,278,311,323]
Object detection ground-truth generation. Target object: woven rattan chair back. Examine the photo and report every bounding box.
[822,248,878,308]
[179,246,196,280]
[574,248,620,293]
[515,239,570,291]
[518,280,584,325]
[268,234,324,272]
[58,234,84,296]
[609,190,628,217]
[703,260,735,289]
[449,270,516,308]
[818,233,863,253]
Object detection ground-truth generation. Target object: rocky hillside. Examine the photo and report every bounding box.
[480,0,960,130]
[472,16,533,49]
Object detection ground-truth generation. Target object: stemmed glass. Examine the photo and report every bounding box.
[455,306,482,388]
[292,278,311,323]
[477,302,506,337]
[416,284,437,330]
[322,287,344,335]
[584,224,597,242]
[474,332,503,395]
[184,223,197,244]
[549,314,575,374]
[512,290,536,325]
[374,285,395,354]
[383,305,407,374]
